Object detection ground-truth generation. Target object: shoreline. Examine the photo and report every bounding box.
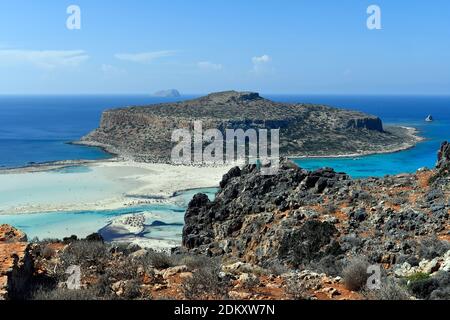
[0,160,232,215]
[0,126,424,173]
[0,125,424,216]
[290,126,424,159]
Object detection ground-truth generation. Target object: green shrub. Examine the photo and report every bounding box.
[140,250,175,269]
[405,272,430,283]
[408,278,439,299]
[175,254,212,270]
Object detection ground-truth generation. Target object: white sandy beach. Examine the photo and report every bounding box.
[0,160,233,215]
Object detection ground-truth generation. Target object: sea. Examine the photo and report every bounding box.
[1,94,449,174]
[0,94,449,240]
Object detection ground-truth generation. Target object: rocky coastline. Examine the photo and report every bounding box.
[1,143,449,300]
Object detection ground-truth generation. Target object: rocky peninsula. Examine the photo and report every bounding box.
[79,91,421,162]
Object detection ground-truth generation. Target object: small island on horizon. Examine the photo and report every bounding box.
[152,89,181,98]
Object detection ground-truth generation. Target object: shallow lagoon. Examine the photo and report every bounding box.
[0,188,217,242]
[0,165,142,213]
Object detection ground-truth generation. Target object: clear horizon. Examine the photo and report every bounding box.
[1,92,450,97]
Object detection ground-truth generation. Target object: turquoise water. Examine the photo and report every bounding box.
[0,188,217,241]
[294,120,450,178]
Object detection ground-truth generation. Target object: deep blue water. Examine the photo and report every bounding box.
[1,94,449,176]
[0,95,195,168]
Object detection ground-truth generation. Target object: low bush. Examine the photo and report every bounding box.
[407,277,439,299]
[175,254,211,270]
[142,250,175,269]
[32,287,101,300]
[414,271,450,300]
[42,245,57,260]
[285,277,315,300]
[342,257,370,291]
[263,261,289,276]
[417,237,450,260]
[429,287,450,300]
[309,255,344,277]
[363,278,410,300]
[405,272,430,283]
[59,240,111,268]
[182,259,228,299]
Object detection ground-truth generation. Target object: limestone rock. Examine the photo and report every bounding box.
[0,225,33,300]
[162,265,188,279]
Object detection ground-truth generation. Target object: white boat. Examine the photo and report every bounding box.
[425,115,433,122]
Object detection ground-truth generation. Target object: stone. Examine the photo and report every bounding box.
[419,258,441,274]
[0,225,27,242]
[221,261,265,275]
[236,273,259,288]
[129,249,148,260]
[228,291,252,299]
[153,283,168,291]
[179,272,193,280]
[162,265,188,279]
[394,262,416,277]
[0,225,33,300]
[321,287,341,299]
[111,280,126,296]
[440,250,450,272]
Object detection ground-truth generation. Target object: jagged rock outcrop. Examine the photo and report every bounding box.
[182,143,450,275]
[80,91,419,162]
[430,141,450,189]
[436,141,450,174]
[182,162,351,266]
[0,225,33,300]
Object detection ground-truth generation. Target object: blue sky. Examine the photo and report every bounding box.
[0,0,449,94]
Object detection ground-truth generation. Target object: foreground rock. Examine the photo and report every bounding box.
[80,91,419,162]
[0,225,33,300]
[182,143,450,299]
